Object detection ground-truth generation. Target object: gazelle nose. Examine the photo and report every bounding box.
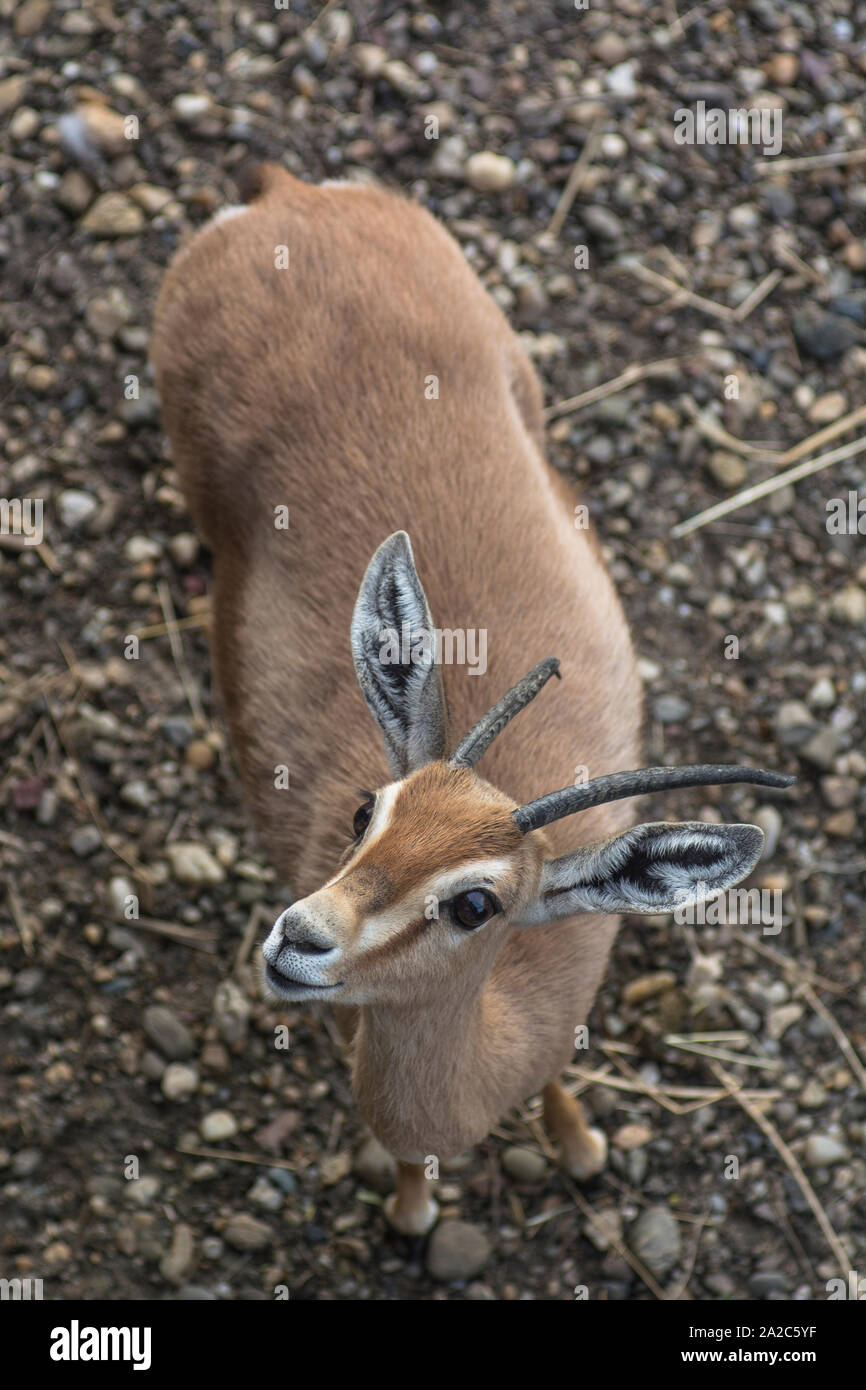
[276,908,338,956]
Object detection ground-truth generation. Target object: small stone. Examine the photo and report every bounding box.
[826,809,856,838]
[352,43,387,79]
[126,1175,160,1207]
[143,1004,195,1060]
[11,106,39,140]
[14,0,51,36]
[808,391,847,424]
[766,53,799,86]
[56,170,95,214]
[200,1110,238,1142]
[804,1135,848,1167]
[653,694,690,724]
[583,205,623,241]
[169,532,199,567]
[829,585,866,626]
[426,1220,491,1282]
[754,806,782,860]
[213,978,250,1046]
[605,62,637,98]
[767,1003,803,1040]
[185,739,215,771]
[501,1146,547,1184]
[808,677,836,710]
[70,824,101,857]
[464,152,515,193]
[0,77,28,118]
[799,727,842,771]
[354,1137,397,1194]
[774,700,815,747]
[319,1151,352,1186]
[223,1213,273,1251]
[707,450,747,489]
[750,1270,789,1296]
[613,1123,652,1151]
[58,489,98,529]
[592,32,629,66]
[160,1223,195,1285]
[172,93,214,123]
[166,842,225,887]
[821,776,858,810]
[793,309,860,362]
[622,972,676,1005]
[81,193,145,237]
[630,1205,682,1276]
[799,1080,827,1109]
[247,1177,283,1213]
[161,1063,199,1100]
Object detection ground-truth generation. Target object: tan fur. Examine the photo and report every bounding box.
[152,165,643,1194]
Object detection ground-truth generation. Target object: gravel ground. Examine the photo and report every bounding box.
[1,0,865,1301]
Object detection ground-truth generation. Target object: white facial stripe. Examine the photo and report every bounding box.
[323,782,400,888]
[356,857,515,951]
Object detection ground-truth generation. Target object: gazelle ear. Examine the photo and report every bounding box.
[514,821,764,923]
[350,531,448,779]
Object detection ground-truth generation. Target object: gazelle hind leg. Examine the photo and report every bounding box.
[542,1080,608,1180]
[384,1160,439,1236]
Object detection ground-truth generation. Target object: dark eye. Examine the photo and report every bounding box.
[451,889,499,931]
[352,798,374,839]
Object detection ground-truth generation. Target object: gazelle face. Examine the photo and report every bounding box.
[262,762,543,1005]
[262,531,786,1009]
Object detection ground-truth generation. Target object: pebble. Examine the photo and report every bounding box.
[143,1004,195,1060]
[161,1063,199,1100]
[605,62,637,98]
[773,700,815,747]
[798,726,842,771]
[223,1213,273,1251]
[426,1220,491,1282]
[820,775,858,809]
[172,93,214,123]
[319,1151,352,1186]
[166,842,226,887]
[247,1177,284,1213]
[70,825,101,857]
[501,1146,547,1184]
[829,586,866,626]
[804,1135,848,1167]
[793,309,860,361]
[613,1123,652,1151]
[808,391,848,424]
[707,450,747,489]
[623,972,676,1005]
[126,1175,160,1207]
[58,489,98,529]
[160,1223,195,1285]
[653,694,690,724]
[200,1109,238,1142]
[807,676,836,710]
[630,1205,682,1276]
[354,1137,397,1194]
[81,193,145,237]
[464,152,515,193]
[754,806,782,860]
[169,532,199,567]
[799,1080,828,1109]
[213,978,250,1046]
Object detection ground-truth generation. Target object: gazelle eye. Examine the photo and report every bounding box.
[451,889,499,931]
[352,798,374,839]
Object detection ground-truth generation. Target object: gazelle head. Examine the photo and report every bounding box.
[262,533,794,1006]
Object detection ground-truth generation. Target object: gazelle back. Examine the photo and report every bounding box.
[151,165,790,1234]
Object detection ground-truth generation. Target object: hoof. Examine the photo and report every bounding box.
[562,1126,608,1181]
[384,1192,440,1236]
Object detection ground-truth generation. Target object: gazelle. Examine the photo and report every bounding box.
[152,164,793,1235]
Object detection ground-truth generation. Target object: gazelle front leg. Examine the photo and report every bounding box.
[542,1080,608,1180]
[384,1161,439,1236]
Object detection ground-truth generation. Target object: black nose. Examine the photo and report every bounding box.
[278,909,337,955]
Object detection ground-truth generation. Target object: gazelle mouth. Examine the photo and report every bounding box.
[265,963,342,996]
